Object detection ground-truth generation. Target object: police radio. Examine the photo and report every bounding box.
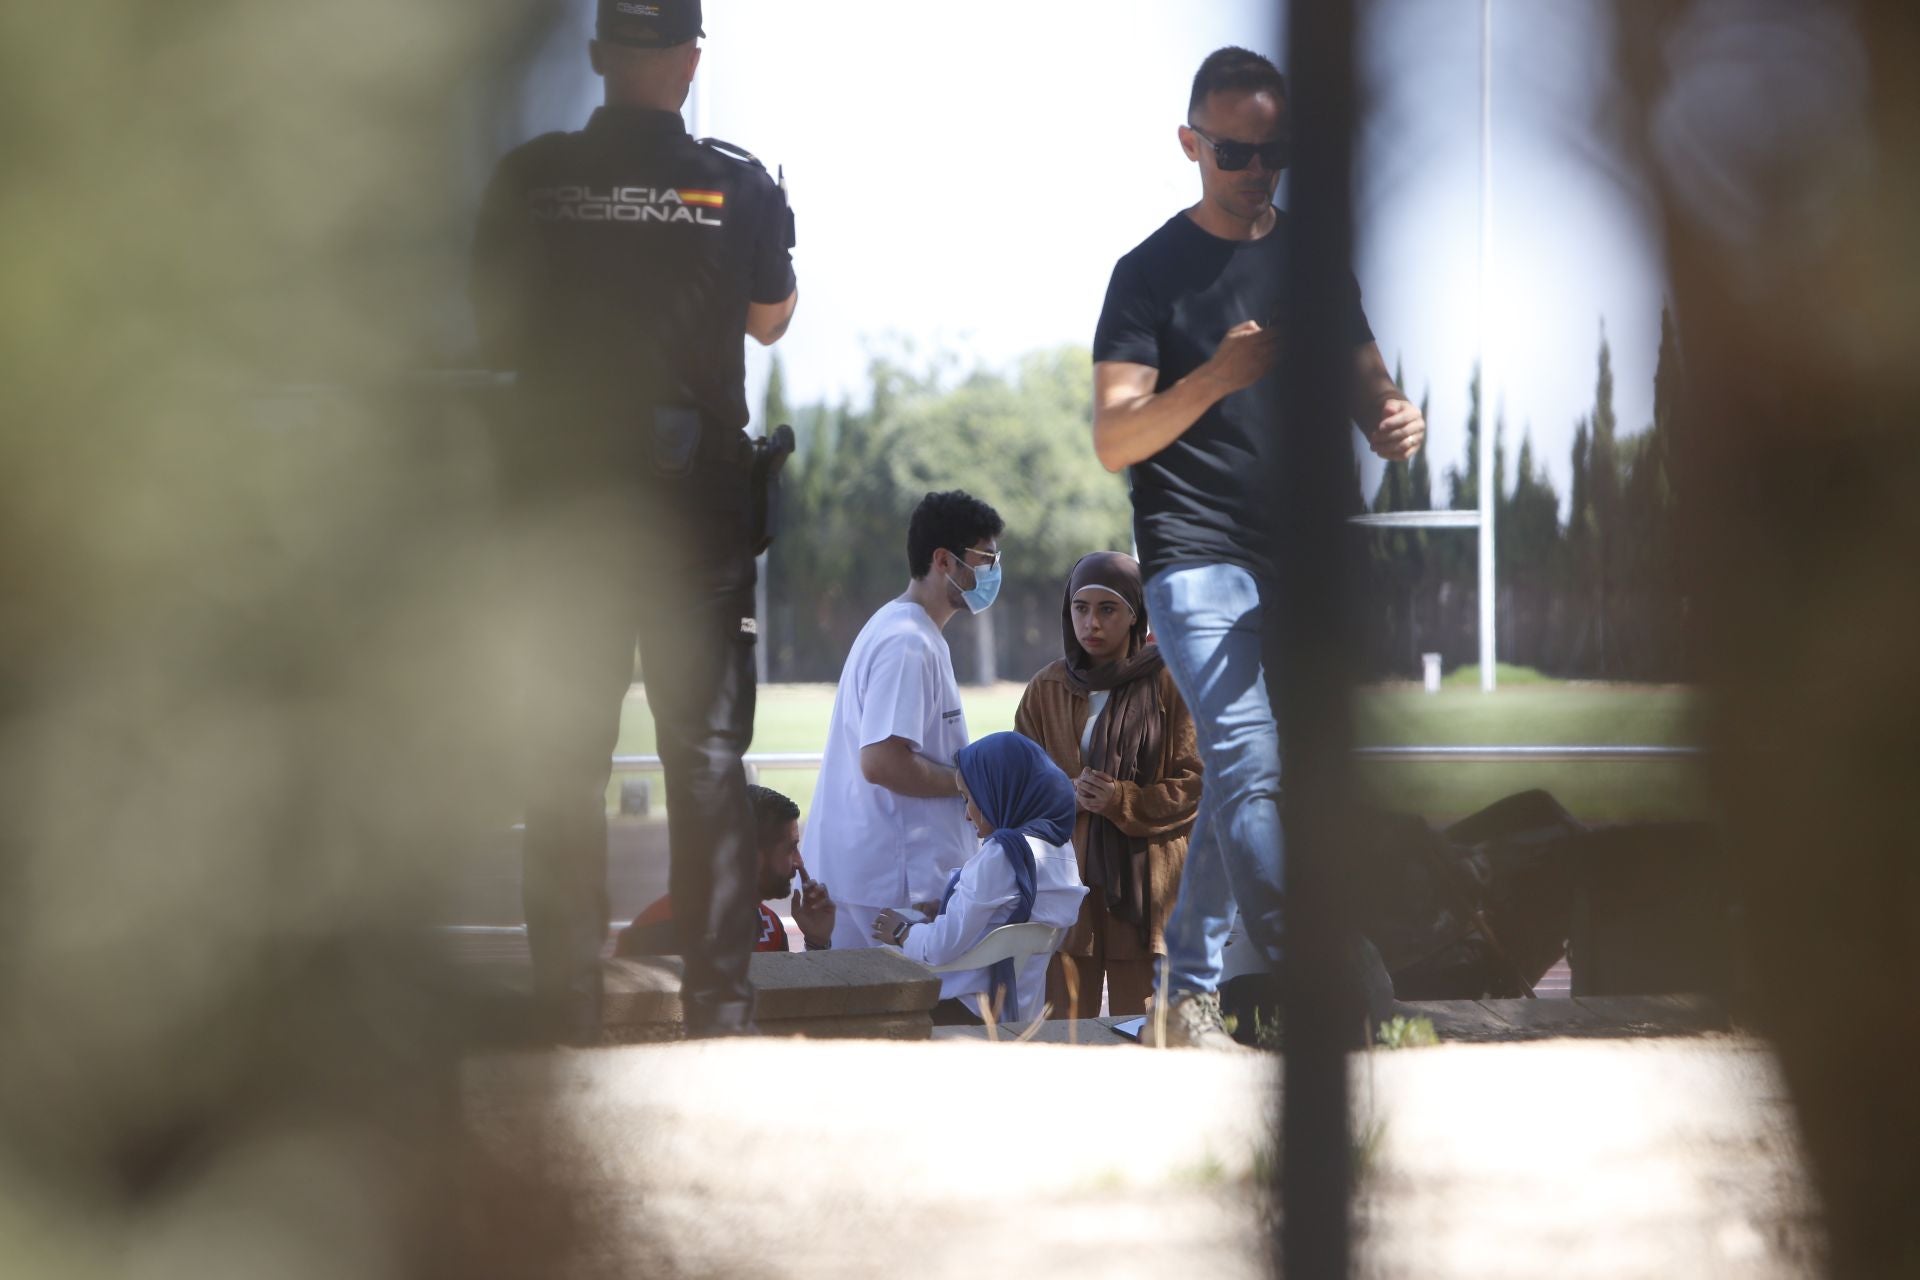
[697,136,797,250]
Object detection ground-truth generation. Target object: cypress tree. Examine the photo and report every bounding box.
[1517,426,1567,669]
[1589,324,1621,675]
[1449,364,1482,512]
[762,352,790,435]
[1497,419,1522,579]
[1408,385,1433,511]
[1494,409,1508,510]
[1367,363,1424,674]
[1642,305,1686,676]
[1566,417,1593,670]
[1569,418,1592,543]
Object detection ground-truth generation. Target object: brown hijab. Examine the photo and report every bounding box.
[1062,552,1165,938]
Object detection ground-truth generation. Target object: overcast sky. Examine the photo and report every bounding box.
[509,0,1666,514]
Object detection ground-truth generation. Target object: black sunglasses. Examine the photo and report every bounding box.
[1188,125,1291,173]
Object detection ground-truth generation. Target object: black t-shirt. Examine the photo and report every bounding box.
[1092,210,1372,579]
[471,106,795,434]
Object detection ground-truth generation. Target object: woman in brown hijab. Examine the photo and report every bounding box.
[1014,551,1203,1016]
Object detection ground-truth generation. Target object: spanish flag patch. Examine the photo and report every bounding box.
[677,189,727,209]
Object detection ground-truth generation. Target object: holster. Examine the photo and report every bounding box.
[748,423,796,556]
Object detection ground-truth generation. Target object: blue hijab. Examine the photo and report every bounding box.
[943,732,1076,1017]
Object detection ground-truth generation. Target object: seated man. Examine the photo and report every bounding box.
[873,733,1086,1023]
[617,785,835,957]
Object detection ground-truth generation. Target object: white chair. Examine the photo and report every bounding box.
[926,921,1063,974]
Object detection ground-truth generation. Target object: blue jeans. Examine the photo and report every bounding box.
[1146,563,1285,995]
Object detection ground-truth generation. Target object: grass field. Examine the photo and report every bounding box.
[1351,679,1703,822]
[615,671,1706,824]
[612,683,1023,820]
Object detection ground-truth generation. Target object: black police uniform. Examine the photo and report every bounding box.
[471,103,795,1038]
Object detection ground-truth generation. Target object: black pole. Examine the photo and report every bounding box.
[1275,0,1362,1275]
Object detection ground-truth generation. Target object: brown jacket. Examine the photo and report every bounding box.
[1014,662,1203,957]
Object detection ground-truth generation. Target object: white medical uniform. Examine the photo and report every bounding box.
[803,600,974,948]
[901,832,1087,1022]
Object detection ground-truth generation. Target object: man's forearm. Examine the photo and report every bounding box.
[883,752,960,799]
[747,289,798,346]
[1349,343,1405,425]
[1350,375,1403,426]
[1093,365,1233,471]
[859,741,961,799]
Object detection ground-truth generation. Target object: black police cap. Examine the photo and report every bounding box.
[597,0,703,48]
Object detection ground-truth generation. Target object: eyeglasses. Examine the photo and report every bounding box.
[953,546,1002,569]
[1188,125,1291,173]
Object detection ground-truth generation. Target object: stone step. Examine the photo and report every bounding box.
[927,994,1728,1047]
[470,946,944,1041]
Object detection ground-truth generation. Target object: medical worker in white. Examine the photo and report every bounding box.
[803,490,1006,950]
[873,732,1087,1023]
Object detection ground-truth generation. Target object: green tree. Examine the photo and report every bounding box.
[1588,325,1622,675]
[878,346,1130,683]
[765,345,1130,682]
[761,352,790,435]
[1569,417,1592,544]
[1407,384,1434,511]
[1366,366,1429,675]
[1613,306,1687,678]
[1648,305,1687,674]
[1651,306,1684,501]
[1447,364,1482,512]
[1565,415,1594,670]
[1423,367,1483,667]
[1493,424,1562,671]
[1491,407,1509,552]
[1503,428,1562,580]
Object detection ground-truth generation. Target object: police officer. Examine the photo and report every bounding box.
[471,0,798,1040]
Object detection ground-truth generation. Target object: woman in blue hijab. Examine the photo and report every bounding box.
[873,733,1087,1023]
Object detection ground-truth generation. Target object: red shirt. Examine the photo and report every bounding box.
[615,894,788,958]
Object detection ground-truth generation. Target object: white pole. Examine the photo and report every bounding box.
[1477,0,1497,693]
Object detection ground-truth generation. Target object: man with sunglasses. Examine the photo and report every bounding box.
[802,490,1006,951]
[1090,46,1425,1048]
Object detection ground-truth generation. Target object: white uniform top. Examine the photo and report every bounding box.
[803,599,973,911]
[902,832,1087,1023]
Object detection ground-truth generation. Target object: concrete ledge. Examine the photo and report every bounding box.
[931,1016,1139,1046]
[924,995,1728,1049]
[760,1012,935,1040]
[605,948,941,1040]
[1404,993,1728,1043]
